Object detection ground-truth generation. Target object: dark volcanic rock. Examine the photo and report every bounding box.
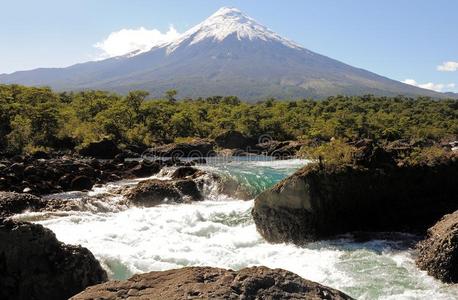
[128,161,161,178]
[114,149,141,160]
[416,210,458,283]
[70,176,94,191]
[124,179,202,207]
[31,150,50,159]
[71,266,353,300]
[79,139,121,159]
[0,157,175,195]
[0,219,107,300]
[171,166,199,179]
[252,160,458,244]
[148,139,215,158]
[0,192,45,218]
[215,130,257,150]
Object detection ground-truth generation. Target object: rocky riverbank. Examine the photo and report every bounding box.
[0,155,197,196]
[252,141,458,244]
[71,266,354,300]
[0,164,255,218]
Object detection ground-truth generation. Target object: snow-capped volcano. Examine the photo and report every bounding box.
[165,7,303,53]
[0,7,446,100]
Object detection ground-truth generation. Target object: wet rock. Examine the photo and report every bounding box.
[10,162,25,176]
[70,176,94,191]
[0,191,45,218]
[416,210,458,283]
[0,157,167,195]
[128,161,161,178]
[23,165,37,176]
[0,219,107,300]
[71,266,353,300]
[125,179,202,207]
[171,166,199,179]
[174,179,202,200]
[57,174,73,190]
[114,149,141,160]
[79,139,121,159]
[252,160,458,244]
[215,130,257,150]
[11,155,25,163]
[31,150,50,159]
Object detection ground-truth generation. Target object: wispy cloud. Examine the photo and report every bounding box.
[437,61,458,72]
[403,79,456,92]
[94,26,181,58]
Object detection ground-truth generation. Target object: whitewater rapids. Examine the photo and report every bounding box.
[13,158,458,299]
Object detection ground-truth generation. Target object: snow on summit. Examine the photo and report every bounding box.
[166,7,303,53]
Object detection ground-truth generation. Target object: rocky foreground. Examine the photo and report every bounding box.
[0,219,107,300]
[71,266,353,300]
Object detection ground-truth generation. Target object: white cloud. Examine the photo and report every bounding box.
[94,26,180,58]
[437,61,458,72]
[402,79,456,92]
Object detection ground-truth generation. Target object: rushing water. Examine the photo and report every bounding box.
[13,158,458,299]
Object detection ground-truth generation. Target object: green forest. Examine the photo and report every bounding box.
[0,84,457,154]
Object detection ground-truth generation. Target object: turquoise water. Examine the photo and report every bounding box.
[201,158,308,196]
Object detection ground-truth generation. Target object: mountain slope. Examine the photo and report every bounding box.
[0,7,446,100]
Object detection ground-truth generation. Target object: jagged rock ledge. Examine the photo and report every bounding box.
[71,266,354,300]
[252,159,458,244]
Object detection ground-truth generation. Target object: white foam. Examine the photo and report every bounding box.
[34,199,458,299]
[15,158,458,299]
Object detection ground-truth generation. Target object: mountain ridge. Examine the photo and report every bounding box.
[0,7,449,101]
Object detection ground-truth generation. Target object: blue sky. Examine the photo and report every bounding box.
[1,0,457,92]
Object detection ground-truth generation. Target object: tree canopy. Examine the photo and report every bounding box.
[0,84,456,154]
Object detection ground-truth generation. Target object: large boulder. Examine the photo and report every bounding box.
[171,166,199,179]
[71,266,353,300]
[252,160,458,244]
[0,192,45,218]
[148,139,215,158]
[79,139,121,159]
[70,176,94,191]
[215,130,257,150]
[416,210,458,283]
[128,161,161,178]
[124,179,202,207]
[0,219,107,300]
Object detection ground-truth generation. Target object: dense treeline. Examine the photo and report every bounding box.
[0,84,457,154]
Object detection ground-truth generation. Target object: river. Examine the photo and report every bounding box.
[13,158,458,299]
